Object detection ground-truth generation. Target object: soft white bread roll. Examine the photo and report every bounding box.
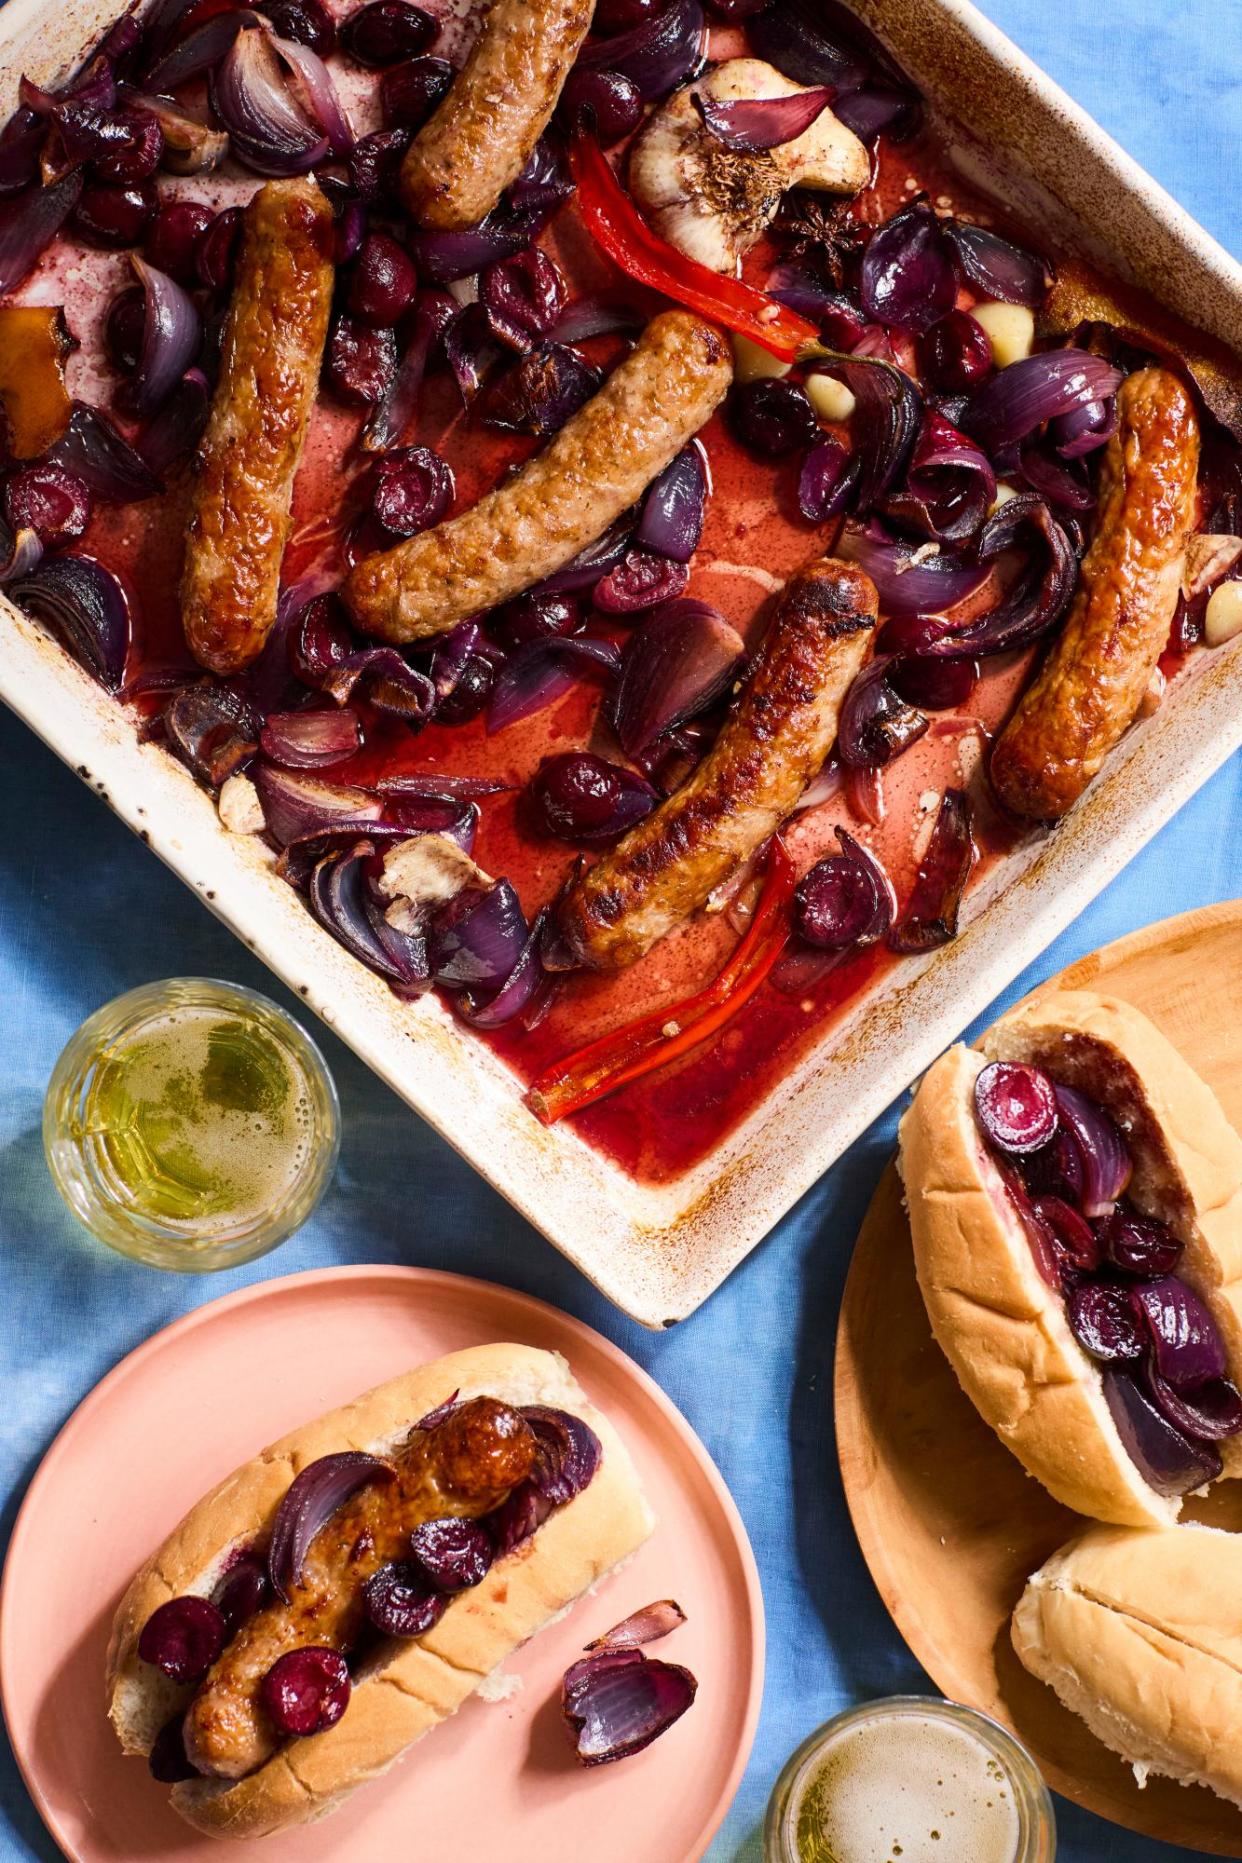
[106,1343,655,1839]
[1013,1522,1242,1809]
[897,990,1242,1526]
[985,991,1242,1478]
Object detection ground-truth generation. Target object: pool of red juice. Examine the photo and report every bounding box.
[11,87,1198,1186]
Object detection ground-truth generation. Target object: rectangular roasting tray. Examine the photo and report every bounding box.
[2,0,1240,1326]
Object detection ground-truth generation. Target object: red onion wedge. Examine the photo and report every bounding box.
[1032,1193,1100,1271]
[860,200,956,336]
[211,26,328,176]
[166,683,258,786]
[889,788,975,952]
[261,1646,351,1737]
[834,83,918,142]
[428,879,527,990]
[1141,1363,1242,1443]
[253,763,384,846]
[637,444,708,563]
[1133,1278,1228,1393]
[137,367,210,476]
[765,261,867,349]
[48,402,161,502]
[974,1060,1057,1156]
[138,1596,227,1683]
[1053,395,1118,460]
[578,0,707,102]
[268,1452,394,1602]
[269,30,353,155]
[747,0,871,90]
[122,257,201,418]
[799,436,859,523]
[562,1650,698,1766]
[1052,1083,1132,1219]
[9,552,130,691]
[691,84,834,151]
[805,354,921,512]
[363,1561,447,1637]
[144,12,256,93]
[944,219,1052,309]
[532,515,637,598]
[262,707,362,768]
[903,495,1076,662]
[838,520,987,617]
[1017,437,1094,514]
[409,1518,493,1591]
[613,599,744,758]
[961,348,1124,454]
[0,167,83,296]
[838,656,928,768]
[585,1601,687,1652]
[886,410,996,545]
[309,843,430,986]
[487,635,622,734]
[456,909,550,1028]
[276,815,471,889]
[1103,1366,1222,1496]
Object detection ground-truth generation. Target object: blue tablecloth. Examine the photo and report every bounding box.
[1,3,1239,1857]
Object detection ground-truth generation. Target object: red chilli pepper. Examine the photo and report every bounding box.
[569,135,820,364]
[526,838,796,1125]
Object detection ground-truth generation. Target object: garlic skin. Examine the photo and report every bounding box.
[630,59,869,275]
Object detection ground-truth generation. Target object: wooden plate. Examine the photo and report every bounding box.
[835,901,1242,1856]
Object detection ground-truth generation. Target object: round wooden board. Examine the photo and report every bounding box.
[835,900,1242,1856]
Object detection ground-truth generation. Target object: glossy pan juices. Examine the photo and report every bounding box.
[43,979,339,1269]
[765,1698,1055,1863]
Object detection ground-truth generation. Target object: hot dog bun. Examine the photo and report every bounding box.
[897,990,1242,1528]
[1012,1522,1242,1810]
[106,1343,655,1839]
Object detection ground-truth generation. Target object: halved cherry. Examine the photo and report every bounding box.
[137,1596,226,1684]
[260,1646,351,1738]
[974,1060,1058,1155]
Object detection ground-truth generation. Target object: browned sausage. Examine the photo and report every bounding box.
[343,310,733,644]
[552,558,878,972]
[183,1399,535,1780]
[180,178,335,676]
[401,0,595,231]
[990,366,1200,821]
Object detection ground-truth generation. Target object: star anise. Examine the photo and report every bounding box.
[772,192,870,286]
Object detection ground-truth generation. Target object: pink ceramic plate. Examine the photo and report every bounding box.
[0,1267,763,1863]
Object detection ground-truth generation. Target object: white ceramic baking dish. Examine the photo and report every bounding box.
[2,0,1240,1326]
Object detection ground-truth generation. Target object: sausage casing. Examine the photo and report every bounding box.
[180,178,334,676]
[990,366,1200,821]
[400,0,595,231]
[183,1398,535,1780]
[553,558,878,971]
[343,310,733,643]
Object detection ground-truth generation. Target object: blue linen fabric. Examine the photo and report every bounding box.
[0,2,1239,1858]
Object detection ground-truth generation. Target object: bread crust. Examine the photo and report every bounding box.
[986,990,1242,1476]
[898,990,1242,1524]
[106,1343,655,1838]
[1013,1522,1242,1809]
[899,1042,1174,1527]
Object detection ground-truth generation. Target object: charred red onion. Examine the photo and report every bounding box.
[254,764,384,845]
[1103,1368,1222,1497]
[837,656,928,768]
[807,354,922,512]
[262,707,361,768]
[944,219,1052,308]
[211,25,329,175]
[889,788,975,952]
[562,1650,698,1766]
[0,168,83,294]
[1052,1083,1132,1219]
[9,552,130,690]
[961,348,1125,454]
[613,599,744,758]
[166,683,258,786]
[860,201,956,335]
[268,1452,394,1602]
[691,84,833,150]
[886,410,996,544]
[838,520,988,616]
[577,0,707,101]
[487,635,621,734]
